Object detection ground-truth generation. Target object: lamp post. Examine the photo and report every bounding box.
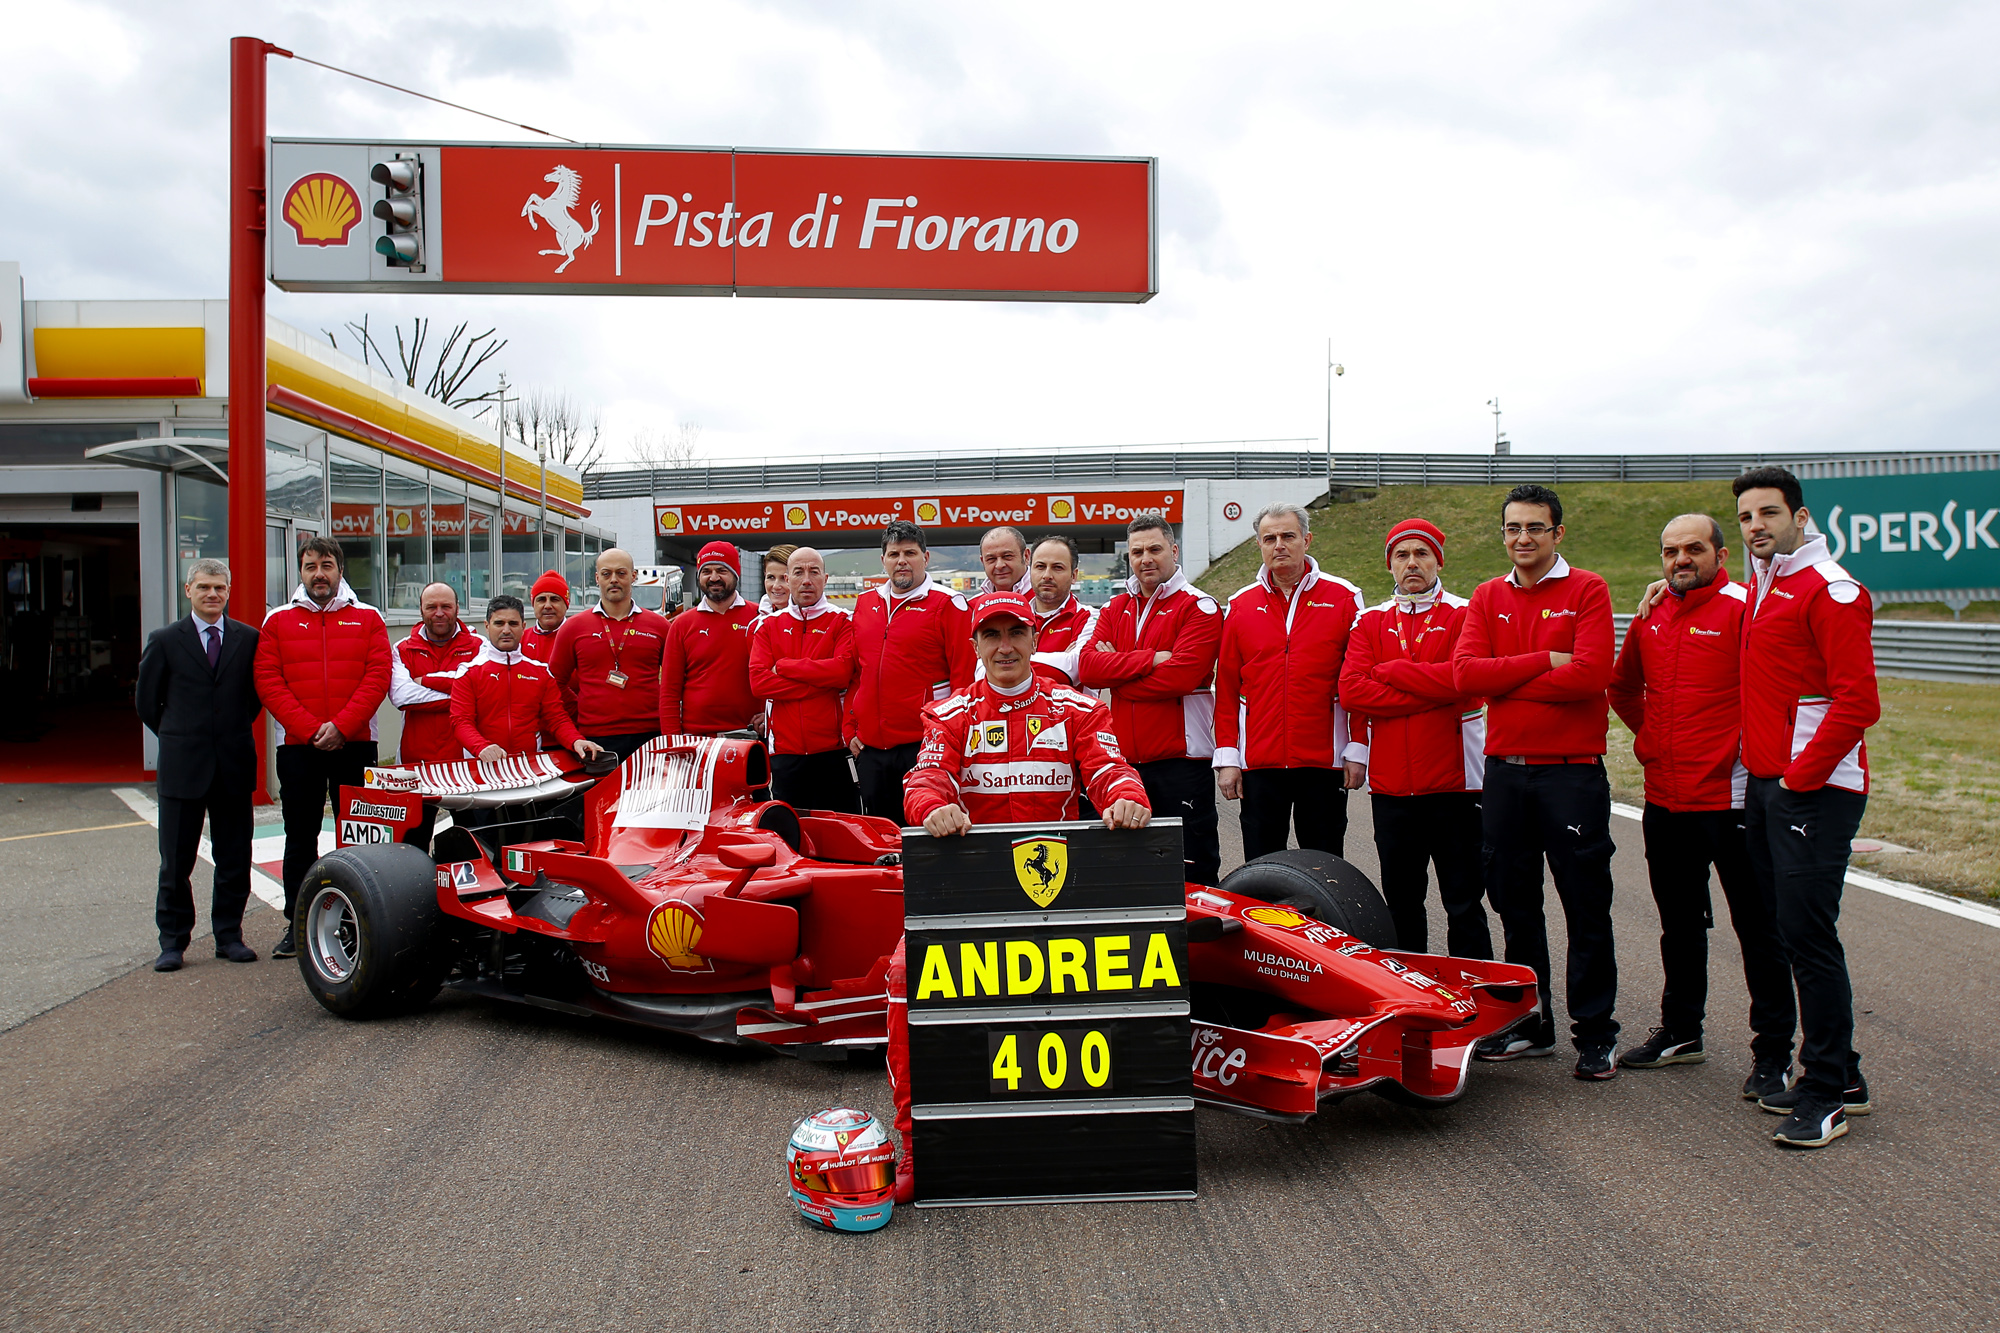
[1325,341,1344,494]
[1488,396,1509,456]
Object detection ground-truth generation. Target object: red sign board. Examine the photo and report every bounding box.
[655,489,1183,539]
[270,140,1155,302]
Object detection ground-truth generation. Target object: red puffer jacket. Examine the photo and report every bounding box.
[449,645,584,756]
[749,601,856,755]
[1608,576,1748,811]
[903,678,1150,827]
[844,580,975,749]
[659,596,760,736]
[255,582,393,745]
[1212,560,1364,772]
[1339,588,1485,796]
[389,622,484,762]
[547,604,672,736]
[1076,569,1222,764]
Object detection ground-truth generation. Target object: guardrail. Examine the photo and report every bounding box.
[1612,614,2000,682]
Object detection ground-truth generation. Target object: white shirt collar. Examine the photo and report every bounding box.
[1756,533,1829,583]
[986,672,1035,698]
[1506,554,1571,587]
[880,574,936,605]
[289,579,367,613]
[190,610,224,633]
[1257,556,1321,598]
[590,600,641,621]
[1126,566,1190,601]
[979,570,1033,596]
[473,640,527,666]
[784,594,838,620]
[1393,577,1445,613]
[695,592,750,613]
[1034,593,1079,621]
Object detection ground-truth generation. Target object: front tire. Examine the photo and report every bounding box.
[298,844,446,1019]
[1219,849,1399,948]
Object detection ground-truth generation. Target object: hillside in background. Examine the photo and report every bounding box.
[1196,481,1753,609]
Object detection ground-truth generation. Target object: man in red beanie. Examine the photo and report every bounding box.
[1339,518,1491,959]
[549,548,670,762]
[661,541,761,737]
[522,570,570,665]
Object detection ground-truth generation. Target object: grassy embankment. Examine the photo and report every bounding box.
[1196,483,2000,903]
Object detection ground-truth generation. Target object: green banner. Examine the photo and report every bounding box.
[1801,471,2000,593]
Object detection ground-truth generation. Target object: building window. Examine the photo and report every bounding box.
[565,528,585,594]
[329,455,382,606]
[467,504,494,602]
[431,485,466,606]
[266,447,323,522]
[500,507,538,600]
[383,470,428,611]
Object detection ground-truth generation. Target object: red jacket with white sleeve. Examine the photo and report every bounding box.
[449,643,584,756]
[903,677,1151,827]
[844,579,975,749]
[1608,575,1749,811]
[1076,568,1223,765]
[388,622,484,762]
[1739,535,1879,793]
[1028,595,1097,687]
[659,595,760,737]
[546,604,671,736]
[1339,585,1486,796]
[749,599,856,755]
[1212,559,1366,772]
[1451,556,1615,759]
[254,580,393,746]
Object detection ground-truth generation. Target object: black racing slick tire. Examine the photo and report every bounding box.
[297,844,447,1019]
[1219,849,1399,948]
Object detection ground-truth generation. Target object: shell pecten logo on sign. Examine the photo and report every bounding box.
[1047,496,1075,521]
[913,499,941,525]
[784,503,811,530]
[657,508,682,534]
[283,173,362,247]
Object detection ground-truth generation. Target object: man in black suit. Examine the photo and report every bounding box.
[135,558,264,972]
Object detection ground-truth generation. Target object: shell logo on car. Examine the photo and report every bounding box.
[283,173,362,247]
[648,901,712,972]
[1243,906,1313,930]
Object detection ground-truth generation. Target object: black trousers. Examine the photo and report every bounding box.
[156,787,255,950]
[588,731,659,763]
[1239,767,1348,862]
[1136,757,1220,887]
[1372,790,1489,958]
[771,750,862,814]
[1744,777,1866,1101]
[857,742,922,828]
[277,742,377,919]
[1481,758,1619,1047]
[1641,804,1796,1060]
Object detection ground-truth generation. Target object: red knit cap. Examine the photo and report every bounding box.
[530,570,570,604]
[695,540,741,575]
[1384,518,1446,567]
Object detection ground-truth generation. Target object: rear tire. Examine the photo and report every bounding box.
[1219,849,1399,948]
[297,844,447,1019]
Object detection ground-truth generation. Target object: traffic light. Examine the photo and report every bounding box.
[371,155,424,270]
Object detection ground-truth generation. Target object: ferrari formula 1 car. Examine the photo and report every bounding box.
[299,736,1539,1119]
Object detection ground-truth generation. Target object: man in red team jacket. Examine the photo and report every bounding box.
[750,547,861,813]
[889,591,1153,1203]
[1453,485,1622,1079]
[1213,503,1367,863]
[548,548,669,761]
[845,521,974,826]
[389,582,482,764]
[1079,513,1224,885]
[1730,467,1880,1149]
[1338,518,1490,958]
[521,570,569,665]
[1610,515,1795,1094]
[255,537,392,957]
[1024,534,1098,687]
[659,541,760,738]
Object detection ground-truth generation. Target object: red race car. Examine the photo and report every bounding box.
[299,737,1538,1119]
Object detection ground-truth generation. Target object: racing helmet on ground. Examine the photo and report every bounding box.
[787,1107,898,1232]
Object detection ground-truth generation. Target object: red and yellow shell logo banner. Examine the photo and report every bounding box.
[284,173,362,248]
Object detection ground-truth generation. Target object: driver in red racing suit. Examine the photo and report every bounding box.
[887,591,1152,1202]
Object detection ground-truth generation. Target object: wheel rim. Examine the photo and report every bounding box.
[306,886,361,983]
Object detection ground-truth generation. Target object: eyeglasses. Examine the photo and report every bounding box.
[1501,524,1555,538]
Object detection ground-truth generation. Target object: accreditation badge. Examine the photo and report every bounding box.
[606,671,629,689]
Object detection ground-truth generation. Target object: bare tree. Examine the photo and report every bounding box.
[513,388,606,474]
[321,316,508,411]
[628,421,704,474]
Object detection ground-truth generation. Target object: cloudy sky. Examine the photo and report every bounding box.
[5,1,1996,467]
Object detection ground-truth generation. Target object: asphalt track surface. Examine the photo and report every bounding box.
[3,782,1996,1332]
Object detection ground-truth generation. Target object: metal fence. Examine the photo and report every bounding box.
[586,447,1998,500]
[1612,615,2000,683]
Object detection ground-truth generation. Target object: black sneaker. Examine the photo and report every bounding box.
[1771,1099,1847,1148]
[1741,1057,1794,1101]
[1760,1075,1870,1117]
[1574,1043,1618,1080]
[272,926,298,960]
[1618,1028,1705,1069]
[1474,1018,1556,1062]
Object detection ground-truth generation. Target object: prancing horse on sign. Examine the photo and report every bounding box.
[521,165,601,274]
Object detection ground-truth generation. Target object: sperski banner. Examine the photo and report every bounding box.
[269,139,1155,302]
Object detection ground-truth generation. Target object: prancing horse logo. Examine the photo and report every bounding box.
[521,165,602,273]
[1011,835,1069,908]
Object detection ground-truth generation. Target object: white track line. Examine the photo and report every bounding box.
[1610,802,2000,930]
[112,788,286,911]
